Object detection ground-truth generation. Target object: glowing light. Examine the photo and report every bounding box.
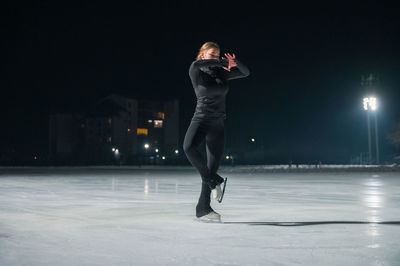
[155,148,159,153]
[112,147,116,152]
[137,128,148,135]
[363,98,369,110]
[156,112,165,119]
[363,97,378,111]
[175,149,179,154]
[370,97,377,110]
[226,155,230,160]
[162,156,166,160]
[154,120,163,128]
[251,138,255,142]
[144,144,150,149]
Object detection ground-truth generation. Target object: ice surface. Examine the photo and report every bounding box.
[1,167,400,265]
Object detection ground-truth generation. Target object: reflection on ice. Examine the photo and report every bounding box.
[144,179,149,195]
[362,177,384,210]
[364,194,382,209]
[111,177,117,191]
[363,176,385,237]
[0,168,400,265]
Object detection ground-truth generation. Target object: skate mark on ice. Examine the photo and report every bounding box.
[222,221,400,226]
[0,233,11,238]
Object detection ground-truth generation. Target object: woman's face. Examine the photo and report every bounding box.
[201,48,220,60]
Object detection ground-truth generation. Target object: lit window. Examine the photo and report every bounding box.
[148,120,153,123]
[137,128,148,135]
[157,112,165,119]
[154,120,163,128]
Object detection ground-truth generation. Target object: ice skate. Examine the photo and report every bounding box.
[211,177,227,203]
[211,184,222,201]
[197,210,221,223]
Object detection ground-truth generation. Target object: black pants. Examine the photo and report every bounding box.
[183,116,226,217]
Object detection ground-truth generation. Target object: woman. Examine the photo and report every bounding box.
[183,41,250,222]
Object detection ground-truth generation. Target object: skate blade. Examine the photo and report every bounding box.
[197,217,222,223]
[218,177,228,203]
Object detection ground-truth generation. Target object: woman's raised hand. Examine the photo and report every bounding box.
[221,53,237,72]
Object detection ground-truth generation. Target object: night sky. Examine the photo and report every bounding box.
[2,1,400,163]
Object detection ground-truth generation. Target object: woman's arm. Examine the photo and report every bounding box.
[191,58,229,69]
[222,58,250,80]
[189,58,229,83]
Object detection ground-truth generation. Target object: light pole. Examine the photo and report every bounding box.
[374,111,380,164]
[366,109,372,164]
[112,147,120,164]
[144,143,150,164]
[363,97,379,164]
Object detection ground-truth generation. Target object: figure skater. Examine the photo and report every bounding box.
[183,41,250,222]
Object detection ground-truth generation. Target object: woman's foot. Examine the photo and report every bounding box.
[209,174,225,201]
[197,210,221,222]
[211,185,222,200]
[207,173,225,190]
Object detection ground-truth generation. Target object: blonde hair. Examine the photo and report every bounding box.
[196,41,220,60]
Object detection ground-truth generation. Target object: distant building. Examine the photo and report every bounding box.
[49,94,179,165]
[49,113,78,163]
[137,99,180,157]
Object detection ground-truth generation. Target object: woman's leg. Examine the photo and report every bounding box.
[183,119,210,182]
[206,118,226,184]
[196,181,213,217]
[183,119,213,216]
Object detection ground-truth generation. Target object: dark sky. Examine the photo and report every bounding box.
[2,1,400,163]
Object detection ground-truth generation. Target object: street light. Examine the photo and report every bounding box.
[143,144,150,165]
[112,147,120,164]
[363,96,379,164]
[225,155,234,166]
[363,97,377,111]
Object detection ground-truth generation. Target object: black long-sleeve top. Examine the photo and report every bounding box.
[188,58,250,119]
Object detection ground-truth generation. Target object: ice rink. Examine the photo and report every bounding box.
[1,166,400,265]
